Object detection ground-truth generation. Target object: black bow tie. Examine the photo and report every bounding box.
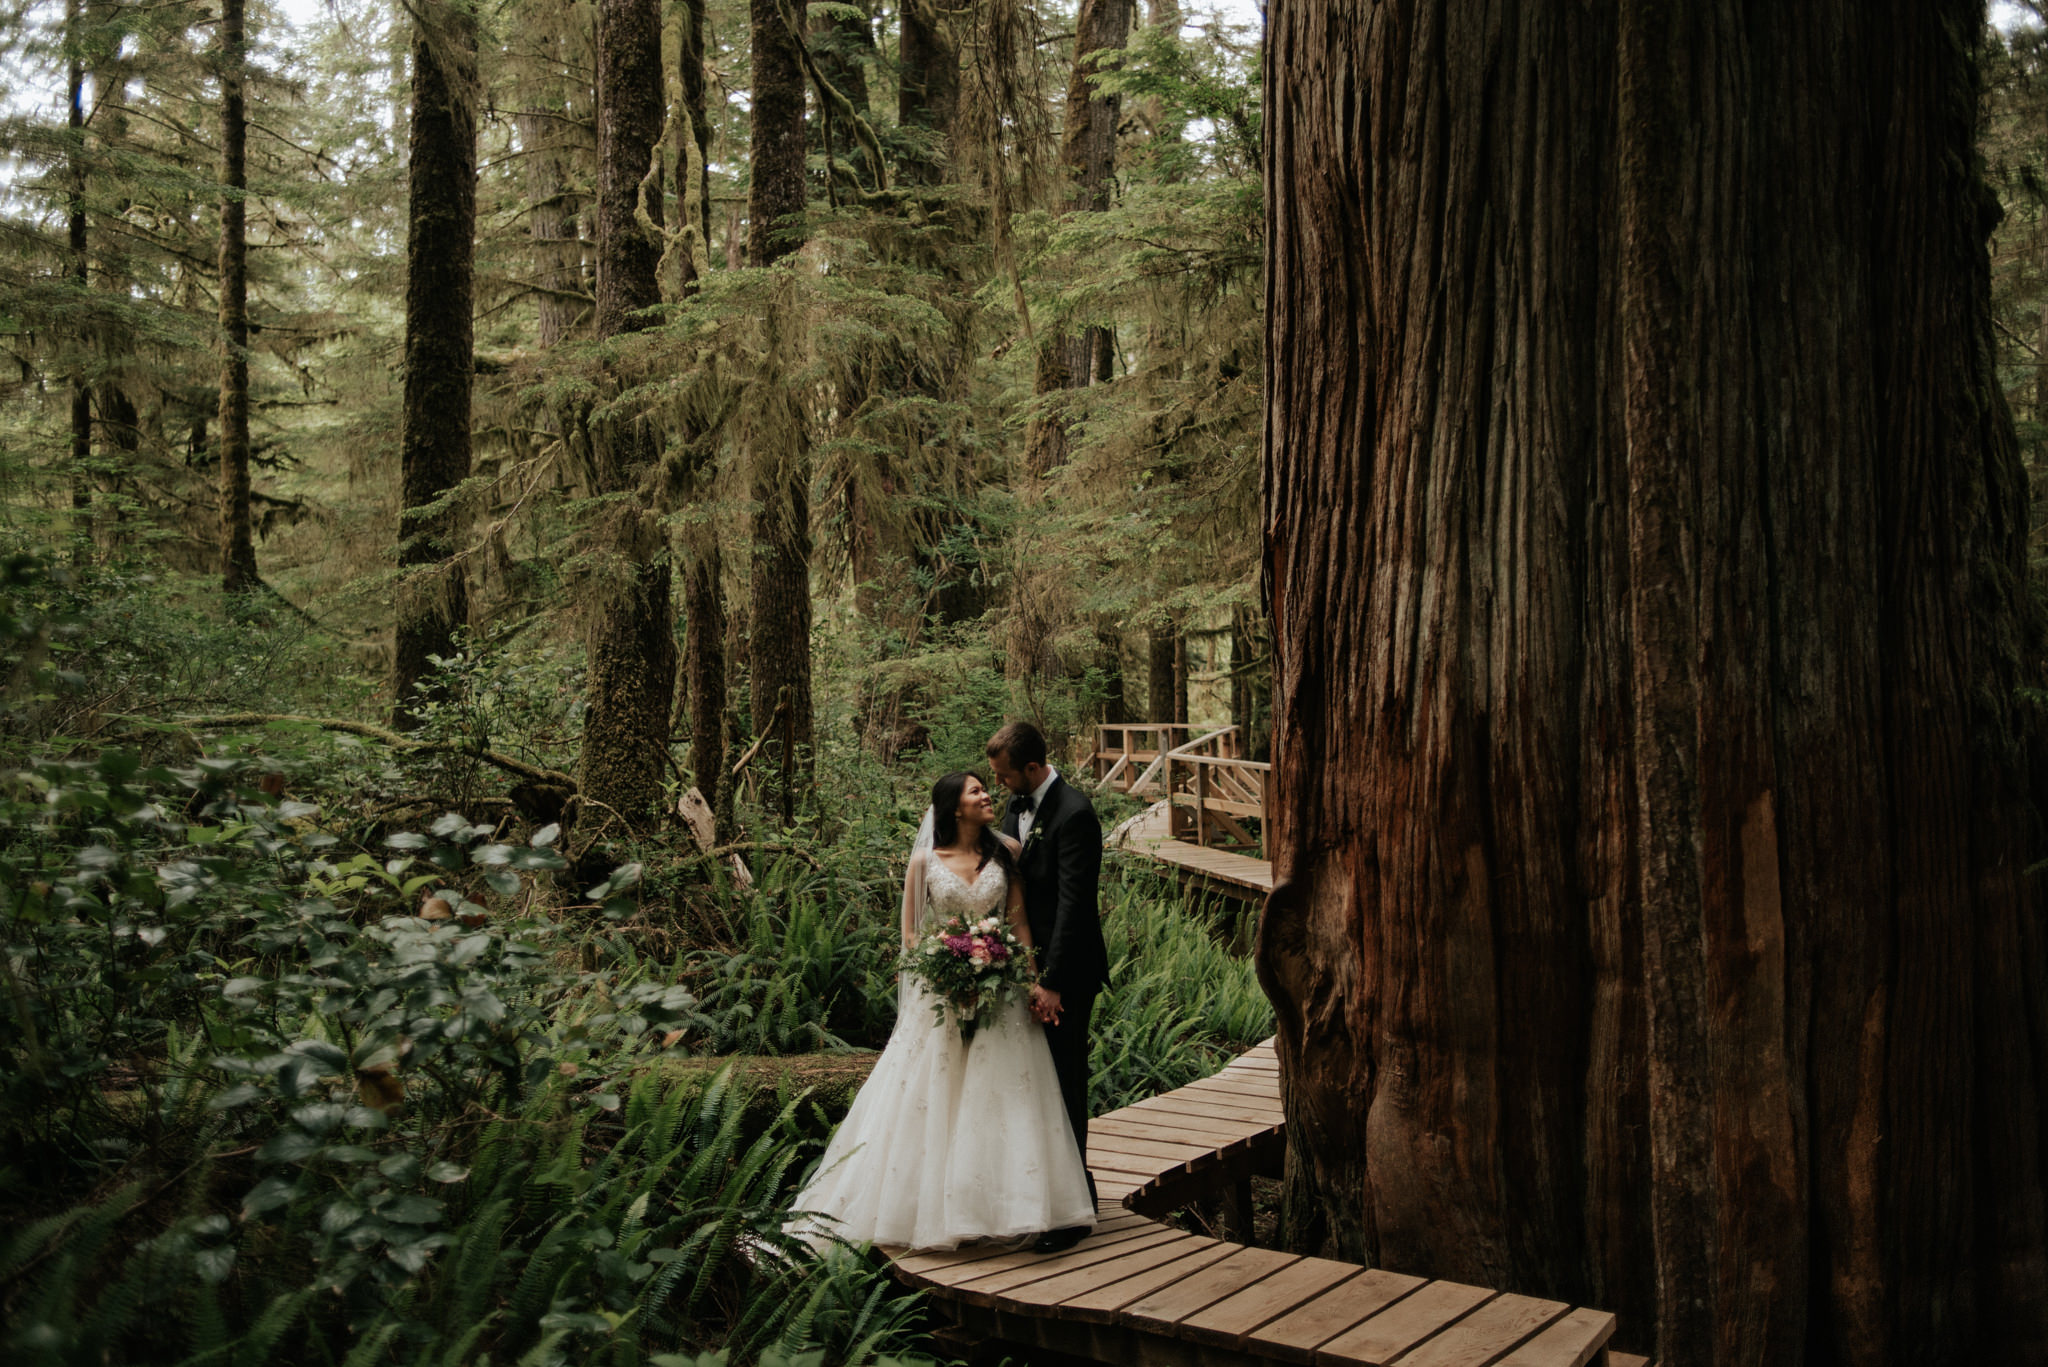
[1011,794,1035,816]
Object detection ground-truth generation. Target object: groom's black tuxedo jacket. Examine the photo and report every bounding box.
[999,775,1109,999]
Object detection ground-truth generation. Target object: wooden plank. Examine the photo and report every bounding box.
[1603,1355,1649,1367]
[1166,1091,1284,1123]
[1045,1242,1243,1322]
[1086,1131,1220,1163]
[1390,1293,1569,1367]
[1094,1125,1234,1154]
[894,1240,1038,1278]
[912,1220,1159,1289]
[1092,1113,1265,1146]
[1491,1308,1616,1367]
[1086,1154,1178,1181]
[1184,1075,1282,1100]
[1129,1091,1282,1124]
[1169,1091,1283,1120]
[949,1228,1194,1301]
[927,1218,1157,1286]
[1177,1259,1364,1350]
[1120,1107,1277,1140]
[1005,1236,1232,1313]
[1121,1245,1301,1332]
[1251,1269,1430,1364]
[1110,1114,1269,1147]
[1316,1282,1496,1367]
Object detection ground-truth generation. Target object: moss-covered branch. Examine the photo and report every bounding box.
[168,713,577,789]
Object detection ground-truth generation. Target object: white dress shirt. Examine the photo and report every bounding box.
[1015,767,1060,845]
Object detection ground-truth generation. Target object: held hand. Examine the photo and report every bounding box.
[1030,984,1063,1026]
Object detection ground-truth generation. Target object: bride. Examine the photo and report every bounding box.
[785,770,1098,1251]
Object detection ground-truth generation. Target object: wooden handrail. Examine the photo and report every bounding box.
[1095,723,1272,858]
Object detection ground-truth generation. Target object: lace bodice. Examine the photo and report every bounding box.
[921,853,1009,926]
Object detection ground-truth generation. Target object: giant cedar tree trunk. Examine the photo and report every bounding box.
[1259,3,2048,1364]
[745,0,814,822]
[578,0,676,829]
[390,1,477,728]
[215,0,258,592]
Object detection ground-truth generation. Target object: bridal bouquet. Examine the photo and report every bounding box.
[899,912,1035,1042]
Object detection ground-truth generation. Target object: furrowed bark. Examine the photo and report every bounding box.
[390,0,479,729]
[744,0,814,823]
[216,0,258,593]
[1022,0,1131,479]
[1261,1,2048,1361]
[897,0,955,185]
[66,0,92,552]
[577,0,676,830]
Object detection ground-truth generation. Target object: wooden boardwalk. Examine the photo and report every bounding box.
[886,1041,1639,1367]
[1111,800,1274,897]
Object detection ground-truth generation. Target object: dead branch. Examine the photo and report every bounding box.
[162,713,577,788]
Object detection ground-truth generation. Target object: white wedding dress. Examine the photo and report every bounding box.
[785,853,1098,1251]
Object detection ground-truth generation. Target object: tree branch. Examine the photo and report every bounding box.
[167,713,576,788]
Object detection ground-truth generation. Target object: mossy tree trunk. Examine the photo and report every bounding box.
[809,0,874,186]
[65,0,92,552]
[676,0,727,817]
[390,0,478,729]
[1022,0,1131,479]
[1260,1,2048,1363]
[517,14,583,350]
[578,0,676,830]
[745,0,813,825]
[215,0,258,593]
[896,0,955,186]
[1146,628,1175,724]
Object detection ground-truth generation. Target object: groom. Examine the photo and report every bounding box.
[987,720,1109,1254]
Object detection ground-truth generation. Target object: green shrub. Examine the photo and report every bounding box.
[0,748,931,1367]
[1087,860,1275,1114]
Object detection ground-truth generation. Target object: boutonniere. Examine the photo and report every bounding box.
[1023,821,1046,852]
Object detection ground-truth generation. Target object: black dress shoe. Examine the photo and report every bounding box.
[1031,1226,1089,1255]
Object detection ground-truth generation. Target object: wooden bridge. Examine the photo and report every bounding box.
[1095,724,1274,899]
[886,1040,1646,1367]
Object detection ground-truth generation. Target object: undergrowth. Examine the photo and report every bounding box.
[0,553,1271,1366]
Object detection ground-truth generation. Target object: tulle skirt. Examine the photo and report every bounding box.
[785,977,1097,1251]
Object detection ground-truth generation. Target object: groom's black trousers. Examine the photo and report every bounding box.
[1044,988,1097,1197]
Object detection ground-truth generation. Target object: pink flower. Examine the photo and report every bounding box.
[944,934,972,956]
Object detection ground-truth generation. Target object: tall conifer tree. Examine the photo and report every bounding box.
[215,0,257,592]
[390,0,479,727]
[744,0,813,823]
[577,0,676,828]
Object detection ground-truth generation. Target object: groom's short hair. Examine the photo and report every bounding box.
[987,721,1048,770]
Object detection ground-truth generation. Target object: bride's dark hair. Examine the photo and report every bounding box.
[929,771,1018,878]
